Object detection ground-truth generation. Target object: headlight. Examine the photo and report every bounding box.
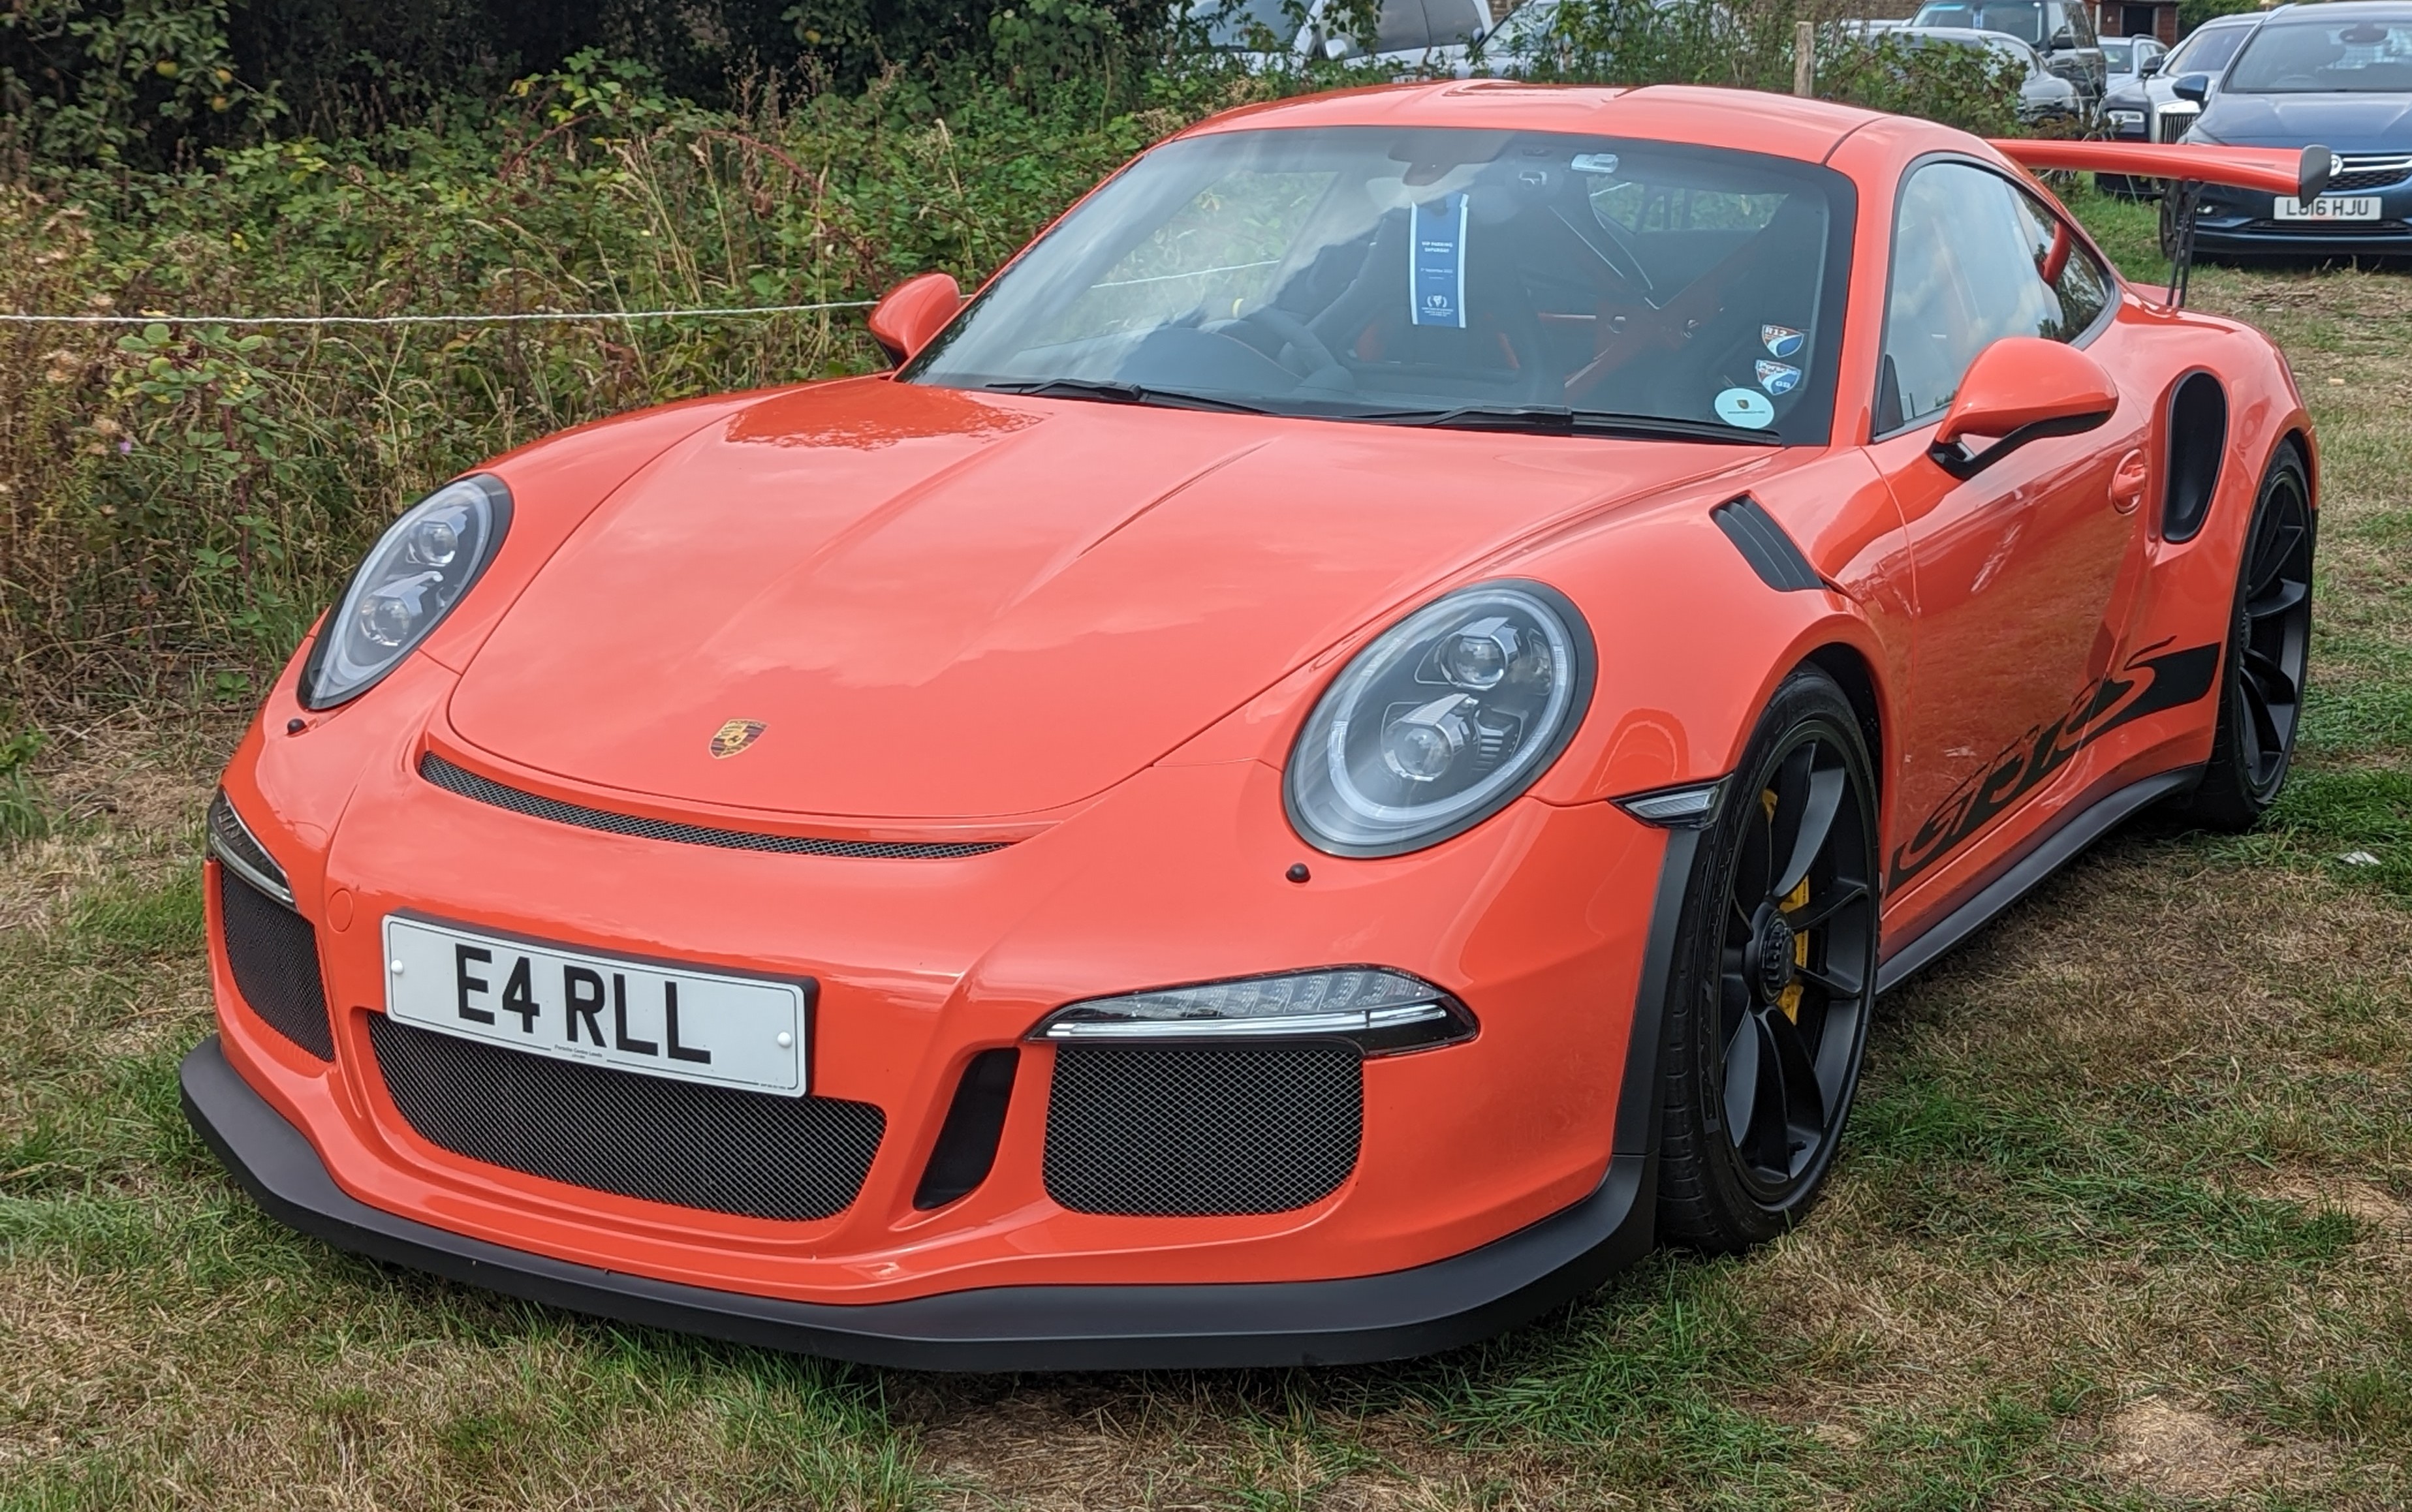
[1285,581,1593,857]
[300,476,510,708]
[2105,109,2146,129]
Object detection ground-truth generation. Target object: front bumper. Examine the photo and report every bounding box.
[196,645,1688,1363]
[183,1034,1654,1370]
[2191,181,2412,256]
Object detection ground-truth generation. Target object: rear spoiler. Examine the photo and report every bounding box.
[1990,140,2336,202]
[1989,140,2336,307]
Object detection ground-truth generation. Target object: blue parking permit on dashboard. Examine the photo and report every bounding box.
[1411,194,1469,329]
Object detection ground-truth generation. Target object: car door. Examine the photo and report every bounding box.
[1865,161,2144,895]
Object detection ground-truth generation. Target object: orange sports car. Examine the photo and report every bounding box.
[185,83,2328,1369]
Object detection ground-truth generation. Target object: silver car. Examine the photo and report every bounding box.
[1187,0,1494,74]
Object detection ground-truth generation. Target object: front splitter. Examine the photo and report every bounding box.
[180,1035,1655,1371]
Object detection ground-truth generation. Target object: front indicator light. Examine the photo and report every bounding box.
[1031,967,1477,1055]
[206,790,292,905]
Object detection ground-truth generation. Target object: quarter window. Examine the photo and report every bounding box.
[1878,162,2112,432]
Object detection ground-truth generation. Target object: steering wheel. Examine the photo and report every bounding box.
[1233,306,1345,381]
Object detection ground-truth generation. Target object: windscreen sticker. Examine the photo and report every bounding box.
[1410,193,1470,329]
[1570,152,1621,176]
[1755,360,1802,396]
[1761,324,1806,358]
[1715,388,1776,429]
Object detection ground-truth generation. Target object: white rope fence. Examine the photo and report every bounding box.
[0,299,878,328]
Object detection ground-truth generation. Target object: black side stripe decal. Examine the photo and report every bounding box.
[1711,495,1824,593]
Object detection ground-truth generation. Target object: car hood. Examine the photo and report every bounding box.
[2196,91,2412,153]
[450,379,1755,821]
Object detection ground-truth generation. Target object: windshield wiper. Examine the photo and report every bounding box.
[979,378,1277,415]
[1340,404,1787,446]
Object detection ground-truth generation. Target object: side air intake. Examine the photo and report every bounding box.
[2163,371,2227,543]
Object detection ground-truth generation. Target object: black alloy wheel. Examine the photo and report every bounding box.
[2186,446,2315,831]
[1657,667,1880,1251]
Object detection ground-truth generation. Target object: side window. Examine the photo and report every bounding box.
[1373,0,1435,53]
[1426,0,1485,47]
[1878,162,2112,433]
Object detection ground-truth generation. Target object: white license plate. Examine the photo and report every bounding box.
[382,917,807,1095]
[2274,196,2382,221]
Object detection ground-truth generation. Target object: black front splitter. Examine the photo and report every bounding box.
[180,1036,1654,1372]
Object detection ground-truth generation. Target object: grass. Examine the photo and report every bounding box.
[3,211,2411,1512]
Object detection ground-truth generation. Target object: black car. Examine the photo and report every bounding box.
[2175,1,2412,258]
[2097,11,2264,195]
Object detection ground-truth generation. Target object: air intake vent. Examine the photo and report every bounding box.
[1712,496,1823,593]
[1043,1043,1360,1216]
[215,866,334,1060]
[2164,371,2227,543]
[366,1014,885,1221]
[419,752,1008,860]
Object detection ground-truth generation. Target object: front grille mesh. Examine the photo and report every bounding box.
[419,752,1008,861]
[216,866,334,1060]
[367,1014,885,1220]
[1043,1044,1361,1216]
[2329,155,2412,194]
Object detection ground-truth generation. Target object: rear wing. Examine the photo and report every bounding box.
[1989,140,2336,202]
[1988,139,2336,307]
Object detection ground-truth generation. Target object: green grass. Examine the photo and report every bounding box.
[3,209,2411,1512]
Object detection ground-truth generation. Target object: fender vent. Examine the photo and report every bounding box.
[419,753,1009,860]
[2163,371,2227,543]
[1712,496,1824,592]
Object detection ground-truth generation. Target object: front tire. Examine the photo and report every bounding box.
[1655,667,1879,1252]
[2184,446,2315,831]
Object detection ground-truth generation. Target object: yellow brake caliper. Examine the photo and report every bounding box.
[1763,787,1809,1023]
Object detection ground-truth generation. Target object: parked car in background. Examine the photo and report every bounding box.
[2177,1,2412,257]
[2099,7,2262,184]
[1897,26,2088,126]
[1908,0,2106,106]
[2100,31,2169,85]
[1188,0,1492,74]
[1462,0,1723,78]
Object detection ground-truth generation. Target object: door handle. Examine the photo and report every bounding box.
[2110,448,2150,514]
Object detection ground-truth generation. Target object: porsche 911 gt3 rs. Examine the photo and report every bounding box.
[184,82,2330,1370]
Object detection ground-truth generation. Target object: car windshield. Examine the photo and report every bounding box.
[1187,0,1304,50]
[2164,20,2247,76]
[905,127,1856,446]
[1913,1,2047,46]
[2100,37,2133,69]
[2225,16,2412,93]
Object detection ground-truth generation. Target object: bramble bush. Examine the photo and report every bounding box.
[0,2,2023,729]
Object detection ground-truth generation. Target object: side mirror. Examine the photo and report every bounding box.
[1323,33,1351,57]
[1928,337,2118,479]
[2171,71,2211,103]
[868,272,963,367]
[2138,54,2161,76]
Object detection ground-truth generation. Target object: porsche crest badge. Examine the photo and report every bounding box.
[709,718,767,758]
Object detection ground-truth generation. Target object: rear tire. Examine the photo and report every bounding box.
[1655,666,1879,1252]
[2184,446,2316,831]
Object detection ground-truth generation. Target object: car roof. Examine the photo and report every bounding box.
[1178,82,1888,163]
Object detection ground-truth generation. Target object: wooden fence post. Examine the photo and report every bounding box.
[1794,20,1816,97]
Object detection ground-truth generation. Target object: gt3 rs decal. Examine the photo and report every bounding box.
[1887,638,2220,889]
